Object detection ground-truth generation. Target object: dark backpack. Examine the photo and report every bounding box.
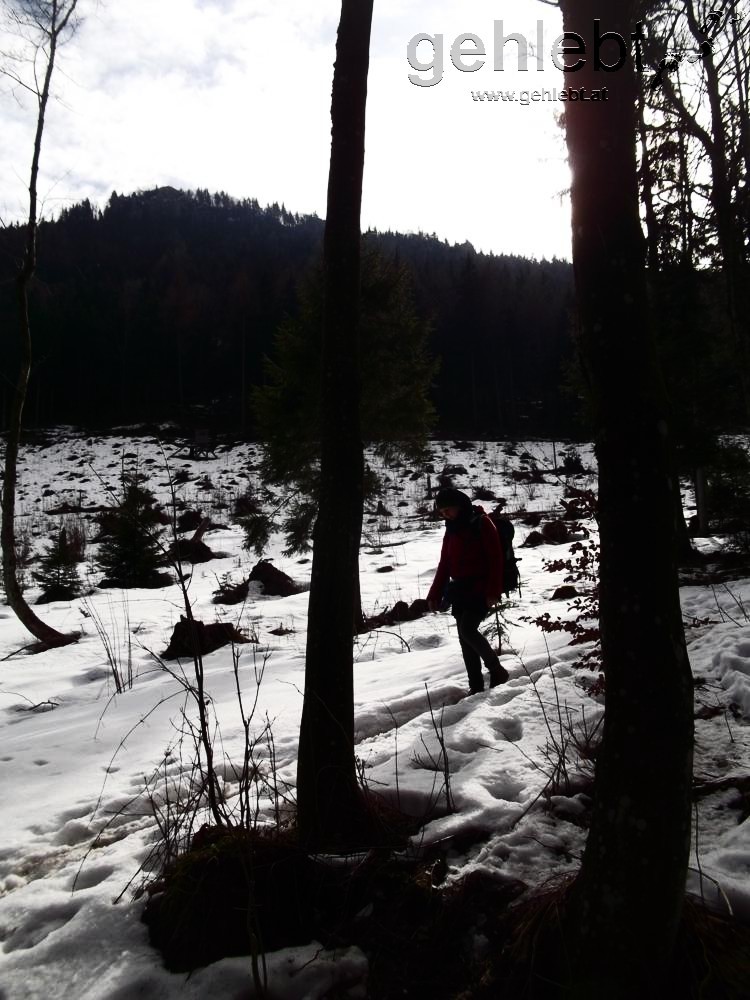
[488,512,521,596]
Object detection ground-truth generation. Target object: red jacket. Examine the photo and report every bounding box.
[427,507,504,606]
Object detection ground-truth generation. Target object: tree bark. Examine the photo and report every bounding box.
[555,1,694,991]
[295,0,373,850]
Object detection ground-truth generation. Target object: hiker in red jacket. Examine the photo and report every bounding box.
[427,487,509,694]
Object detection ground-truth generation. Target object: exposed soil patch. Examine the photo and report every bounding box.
[142,825,526,998]
[162,617,251,659]
[361,598,429,632]
[248,559,302,597]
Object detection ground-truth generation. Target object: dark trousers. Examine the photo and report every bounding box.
[452,595,502,693]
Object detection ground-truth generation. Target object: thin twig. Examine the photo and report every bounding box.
[424,684,454,813]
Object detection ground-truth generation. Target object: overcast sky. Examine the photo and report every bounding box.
[1,0,573,260]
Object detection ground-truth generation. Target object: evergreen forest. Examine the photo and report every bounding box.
[2,180,745,449]
[0,186,576,438]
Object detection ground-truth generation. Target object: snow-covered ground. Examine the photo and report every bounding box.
[0,432,748,999]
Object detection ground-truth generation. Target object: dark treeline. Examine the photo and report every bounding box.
[0,186,577,439]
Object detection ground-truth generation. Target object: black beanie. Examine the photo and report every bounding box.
[434,488,472,510]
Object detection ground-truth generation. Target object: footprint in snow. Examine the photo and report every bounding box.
[449,712,522,750]
[490,715,524,742]
[57,803,95,824]
[72,666,112,686]
[2,900,82,952]
[486,775,525,802]
[489,685,524,706]
[411,634,444,650]
[71,863,114,891]
[54,819,95,847]
[432,694,480,729]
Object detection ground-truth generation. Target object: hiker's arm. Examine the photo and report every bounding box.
[481,516,504,605]
[427,535,449,611]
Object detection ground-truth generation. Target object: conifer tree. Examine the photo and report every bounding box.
[250,248,436,553]
[98,474,169,589]
[33,527,81,602]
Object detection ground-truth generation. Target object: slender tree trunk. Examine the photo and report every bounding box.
[673,468,694,563]
[505,345,517,436]
[636,43,695,565]
[730,9,750,246]
[491,339,503,434]
[660,0,750,418]
[694,465,709,535]
[555,1,694,991]
[2,0,77,648]
[635,56,660,273]
[240,321,247,436]
[469,349,478,430]
[176,332,184,412]
[677,131,694,264]
[296,0,374,850]
[700,43,750,418]
[353,571,365,634]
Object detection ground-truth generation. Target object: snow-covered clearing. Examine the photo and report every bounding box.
[0,432,748,999]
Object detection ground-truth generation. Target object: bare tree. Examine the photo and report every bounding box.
[631,1,750,535]
[1,0,80,647]
[295,0,374,849]
[644,0,750,411]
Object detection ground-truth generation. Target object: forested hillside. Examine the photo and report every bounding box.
[0,187,576,437]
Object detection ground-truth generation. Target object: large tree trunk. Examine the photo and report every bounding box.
[2,0,78,649]
[556,1,694,991]
[295,0,374,850]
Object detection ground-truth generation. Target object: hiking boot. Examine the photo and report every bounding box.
[468,681,485,695]
[489,665,509,687]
